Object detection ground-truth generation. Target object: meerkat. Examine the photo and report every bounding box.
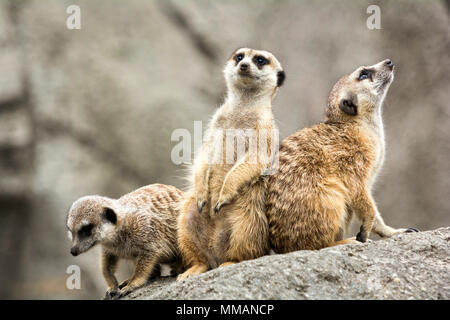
[66,184,184,299]
[177,48,285,280]
[266,59,418,253]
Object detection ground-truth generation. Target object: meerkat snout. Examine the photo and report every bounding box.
[239,62,249,72]
[385,59,393,69]
[70,247,78,256]
[363,58,395,91]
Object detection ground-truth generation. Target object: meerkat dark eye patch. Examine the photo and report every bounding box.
[358,69,374,81]
[252,55,269,69]
[104,207,117,224]
[339,92,358,116]
[78,224,94,238]
[277,70,286,87]
[234,53,244,64]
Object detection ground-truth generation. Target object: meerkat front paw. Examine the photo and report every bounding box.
[195,186,208,214]
[214,198,231,215]
[214,188,234,215]
[104,287,120,300]
[197,198,207,213]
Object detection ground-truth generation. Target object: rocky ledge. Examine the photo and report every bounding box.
[125,227,450,300]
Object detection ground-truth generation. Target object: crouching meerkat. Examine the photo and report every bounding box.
[66,184,184,299]
[177,48,285,280]
[266,59,418,253]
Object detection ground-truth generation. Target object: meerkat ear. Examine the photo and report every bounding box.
[103,207,117,224]
[277,70,286,87]
[339,92,358,116]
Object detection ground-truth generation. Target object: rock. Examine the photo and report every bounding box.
[125,227,450,300]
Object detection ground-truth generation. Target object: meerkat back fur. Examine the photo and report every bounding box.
[66,184,184,299]
[177,48,285,280]
[266,59,418,253]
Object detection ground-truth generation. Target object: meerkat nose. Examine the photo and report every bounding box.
[239,63,249,71]
[70,247,79,256]
[385,59,394,69]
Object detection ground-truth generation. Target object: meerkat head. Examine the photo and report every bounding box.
[66,196,118,256]
[224,48,285,98]
[325,59,394,123]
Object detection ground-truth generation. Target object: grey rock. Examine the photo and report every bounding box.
[125,228,450,300]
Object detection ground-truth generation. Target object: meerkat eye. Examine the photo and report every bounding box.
[254,56,269,66]
[78,224,94,238]
[358,69,371,81]
[234,54,244,63]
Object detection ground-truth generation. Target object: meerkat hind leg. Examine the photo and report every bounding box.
[219,261,236,268]
[177,264,208,281]
[372,214,419,238]
[331,237,361,246]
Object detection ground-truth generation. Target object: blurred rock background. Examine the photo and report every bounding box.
[0,0,448,299]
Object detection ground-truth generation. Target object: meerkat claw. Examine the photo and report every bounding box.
[405,228,419,233]
[118,279,130,289]
[214,200,229,215]
[197,200,206,213]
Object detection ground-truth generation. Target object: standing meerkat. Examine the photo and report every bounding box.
[266,59,418,253]
[66,184,184,299]
[177,48,285,280]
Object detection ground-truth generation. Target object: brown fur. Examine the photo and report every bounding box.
[66,184,184,299]
[266,59,415,253]
[177,48,284,280]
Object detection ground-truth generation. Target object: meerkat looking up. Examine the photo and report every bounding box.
[177,48,285,280]
[66,184,184,299]
[266,59,418,253]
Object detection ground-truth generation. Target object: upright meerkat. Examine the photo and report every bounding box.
[266,59,418,253]
[66,184,184,299]
[177,48,285,280]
